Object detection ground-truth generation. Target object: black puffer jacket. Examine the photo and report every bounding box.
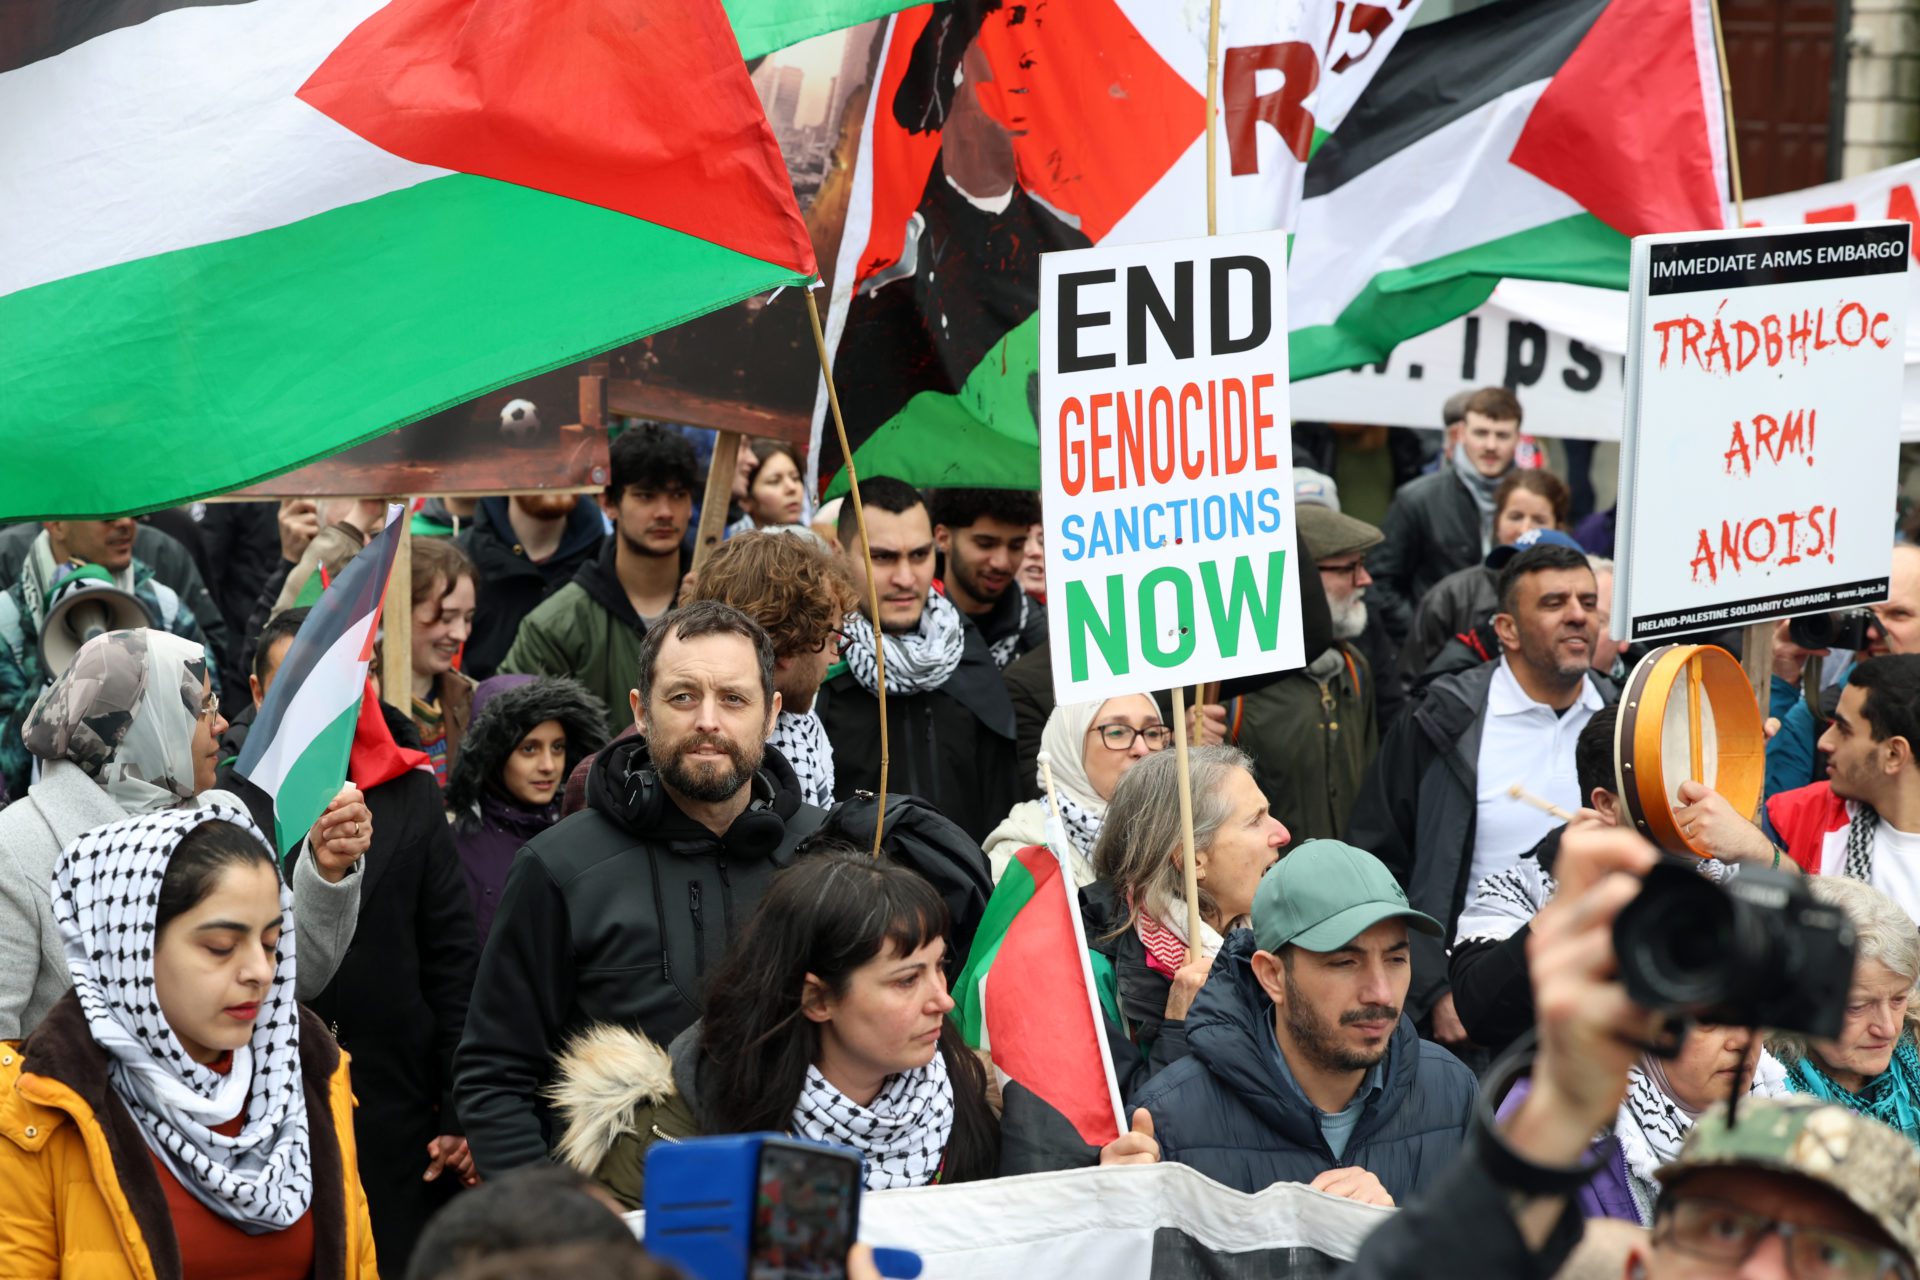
[453,734,825,1177]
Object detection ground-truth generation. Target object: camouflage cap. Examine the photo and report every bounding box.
[1656,1095,1920,1260]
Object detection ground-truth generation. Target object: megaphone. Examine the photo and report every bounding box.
[38,566,154,679]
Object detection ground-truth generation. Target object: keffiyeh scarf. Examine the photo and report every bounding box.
[792,1050,954,1190]
[50,799,312,1232]
[770,709,836,809]
[1617,1051,1789,1225]
[1136,897,1226,981]
[1844,802,1881,883]
[986,591,1031,671]
[841,592,965,696]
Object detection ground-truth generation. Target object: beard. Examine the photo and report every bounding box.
[1282,969,1399,1074]
[619,525,681,559]
[655,729,762,802]
[1519,628,1593,688]
[1328,592,1369,641]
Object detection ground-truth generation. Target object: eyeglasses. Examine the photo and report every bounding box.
[198,691,220,723]
[1658,1197,1915,1280]
[1093,724,1173,752]
[1319,558,1368,582]
[818,629,850,659]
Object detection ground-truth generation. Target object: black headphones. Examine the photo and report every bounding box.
[620,748,787,861]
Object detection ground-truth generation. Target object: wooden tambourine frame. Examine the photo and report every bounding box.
[1614,644,1766,858]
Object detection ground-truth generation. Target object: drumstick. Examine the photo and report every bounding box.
[1507,783,1576,823]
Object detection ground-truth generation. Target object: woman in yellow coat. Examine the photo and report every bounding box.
[0,797,377,1278]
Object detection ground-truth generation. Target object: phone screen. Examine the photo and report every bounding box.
[748,1141,860,1280]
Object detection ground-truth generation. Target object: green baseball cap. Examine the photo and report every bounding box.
[1657,1096,1920,1261]
[1252,839,1443,954]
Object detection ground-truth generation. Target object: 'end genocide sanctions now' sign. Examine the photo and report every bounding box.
[1039,230,1304,705]
[1613,221,1910,642]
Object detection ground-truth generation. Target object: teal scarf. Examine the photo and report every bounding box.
[1785,1033,1920,1144]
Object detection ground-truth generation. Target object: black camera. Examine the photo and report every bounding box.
[1787,607,1881,652]
[1613,862,1856,1039]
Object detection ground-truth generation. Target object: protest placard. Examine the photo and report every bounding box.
[1039,230,1304,705]
[1612,221,1911,642]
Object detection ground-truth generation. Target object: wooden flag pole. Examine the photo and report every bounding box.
[1707,0,1746,226]
[805,286,889,856]
[1204,0,1222,237]
[692,431,743,576]
[1172,684,1205,946]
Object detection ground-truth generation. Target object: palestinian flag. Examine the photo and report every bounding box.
[810,0,1411,496]
[234,507,404,854]
[1287,0,1729,377]
[952,824,1126,1150]
[2,0,816,521]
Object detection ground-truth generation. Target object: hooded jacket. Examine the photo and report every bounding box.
[1131,931,1476,1202]
[457,498,606,680]
[453,734,824,1178]
[0,995,377,1280]
[447,676,610,946]
[546,1024,703,1209]
[497,537,691,737]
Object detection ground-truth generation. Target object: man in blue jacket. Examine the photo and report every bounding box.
[1134,840,1476,1205]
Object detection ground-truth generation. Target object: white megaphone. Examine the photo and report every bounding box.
[38,566,154,679]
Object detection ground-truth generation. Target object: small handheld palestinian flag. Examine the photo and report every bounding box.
[952,762,1128,1150]
[235,505,404,854]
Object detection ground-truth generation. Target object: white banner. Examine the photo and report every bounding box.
[1039,230,1305,704]
[1613,221,1910,640]
[632,1162,1391,1280]
[1291,159,1920,440]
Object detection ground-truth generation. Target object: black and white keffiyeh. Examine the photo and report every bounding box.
[1615,1052,1788,1224]
[791,1050,954,1190]
[841,592,965,696]
[1845,802,1880,883]
[986,592,1031,671]
[50,799,312,1232]
[770,709,835,809]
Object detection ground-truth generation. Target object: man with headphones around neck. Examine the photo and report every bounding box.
[454,600,826,1178]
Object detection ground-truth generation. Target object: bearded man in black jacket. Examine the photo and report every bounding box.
[454,600,824,1178]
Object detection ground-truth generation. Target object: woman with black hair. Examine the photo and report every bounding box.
[0,803,377,1276]
[546,848,1157,1207]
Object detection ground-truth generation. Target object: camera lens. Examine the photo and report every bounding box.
[1615,868,1735,1011]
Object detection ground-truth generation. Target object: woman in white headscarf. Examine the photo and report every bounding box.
[0,629,369,1040]
[981,695,1170,887]
[0,803,377,1276]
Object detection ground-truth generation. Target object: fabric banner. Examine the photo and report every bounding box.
[631,1163,1390,1278]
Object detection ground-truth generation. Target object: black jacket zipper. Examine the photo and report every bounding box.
[689,880,706,974]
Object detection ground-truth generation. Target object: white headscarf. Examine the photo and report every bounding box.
[1037,697,1161,875]
[50,799,312,1232]
[22,628,207,815]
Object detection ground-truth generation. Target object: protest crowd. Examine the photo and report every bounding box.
[6,0,1920,1276]
[5,393,1920,1280]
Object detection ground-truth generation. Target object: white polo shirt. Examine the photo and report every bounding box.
[1464,658,1604,939]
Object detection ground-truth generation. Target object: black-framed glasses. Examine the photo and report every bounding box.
[820,629,850,659]
[1093,723,1173,752]
[1319,558,1368,582]
[1658,1197,1915,1280]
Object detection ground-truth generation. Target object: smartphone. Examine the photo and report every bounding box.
[748,1139,862,1280]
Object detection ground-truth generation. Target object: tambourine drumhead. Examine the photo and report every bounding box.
[1613,644,1765,858]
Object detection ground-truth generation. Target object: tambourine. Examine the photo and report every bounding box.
[1614,644,1765,858]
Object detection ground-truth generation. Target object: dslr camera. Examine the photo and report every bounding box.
[1613,862,1856,1040]
[1787,607,1881,652]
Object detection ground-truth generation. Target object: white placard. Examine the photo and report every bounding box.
[1039,230,1305,704]
[1613,221,1910,641]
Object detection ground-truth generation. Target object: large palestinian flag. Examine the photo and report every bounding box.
[1287,0,1728,377]
[2,0,817,521]
[810,0,1415,496]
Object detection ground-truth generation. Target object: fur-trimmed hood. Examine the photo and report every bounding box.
[546,1023,680,1176]
[446,675,610,817]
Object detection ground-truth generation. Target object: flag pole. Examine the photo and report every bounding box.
[380,497,412,715]
[805,285,889,857]
[1205,0,1222,237]
[692,431,743,575]
[1040,751,1131,1140]
[1706,0,1746,226]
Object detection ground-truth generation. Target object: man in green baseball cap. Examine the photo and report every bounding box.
[1133,839,1475,1207]
[1617,1094,1920,1280]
